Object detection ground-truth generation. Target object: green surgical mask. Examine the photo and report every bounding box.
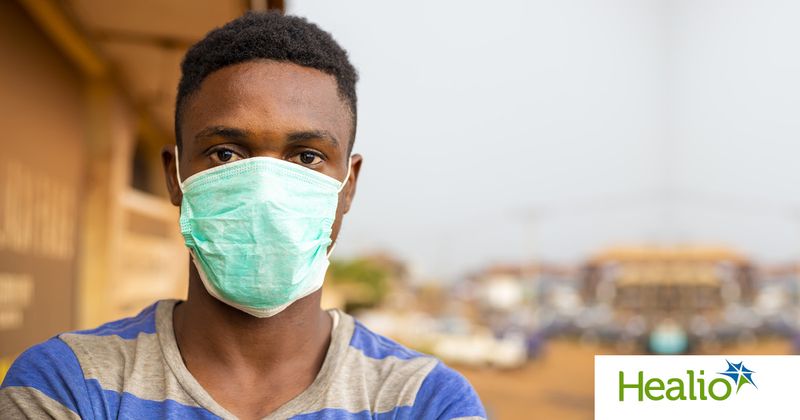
[176,147,350,317]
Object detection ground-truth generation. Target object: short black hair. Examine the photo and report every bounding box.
[175,11,358,150]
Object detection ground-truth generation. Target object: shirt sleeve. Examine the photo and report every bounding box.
[408,361,487,420]
[0,337,93,420]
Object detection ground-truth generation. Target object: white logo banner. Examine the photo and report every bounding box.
[595,355,800,419]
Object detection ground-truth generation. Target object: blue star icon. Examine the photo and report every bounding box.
[718,360,757,393]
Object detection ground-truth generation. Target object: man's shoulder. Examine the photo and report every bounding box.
[346,316,431,362]
[2,336,82,385]
[0,301,203,419]
[0,336,89,418]
[2,301,164,387]
[4,301,162,380]
[338,315,487,419]
[344,316,474,387]
[411,360,486,418]
[63,300,161,341]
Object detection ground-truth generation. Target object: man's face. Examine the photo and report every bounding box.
[162,60,361,246]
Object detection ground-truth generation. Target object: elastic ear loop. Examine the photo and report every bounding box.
[338,156,353,192]
[327,156,352,258]
[174,146,185,192]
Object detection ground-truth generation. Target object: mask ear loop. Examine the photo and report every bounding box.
[176,146,204,279]
[327,156,353,258]
[337,156,353,192]
[174,146,185,192]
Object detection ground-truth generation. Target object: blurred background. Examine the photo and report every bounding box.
[3,0,800,419]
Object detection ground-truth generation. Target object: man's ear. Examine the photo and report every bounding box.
[161,145,183,206]
[342,154,363,214]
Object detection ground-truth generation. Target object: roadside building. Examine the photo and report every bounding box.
[0,0,284,379]
[580,245,756,352]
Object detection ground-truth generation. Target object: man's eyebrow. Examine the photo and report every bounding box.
[286,130,340,147]
[194,125,251,141]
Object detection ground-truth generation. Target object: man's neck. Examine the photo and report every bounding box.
[171,263,333,417]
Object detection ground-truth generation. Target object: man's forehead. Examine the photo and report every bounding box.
[181,60,353,144]
[208,60,337,94]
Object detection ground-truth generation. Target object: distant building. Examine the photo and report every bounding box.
[580,245,756,351]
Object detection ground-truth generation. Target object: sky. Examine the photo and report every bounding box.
[287,0,800,279]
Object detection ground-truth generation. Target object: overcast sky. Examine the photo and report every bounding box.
[288,0,800,279]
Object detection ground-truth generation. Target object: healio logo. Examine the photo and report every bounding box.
[618,360,757,402]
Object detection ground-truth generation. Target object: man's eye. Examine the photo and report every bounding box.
[295,151,323,166]
[210,148,241,164]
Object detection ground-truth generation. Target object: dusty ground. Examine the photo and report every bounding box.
[455,337,795,420]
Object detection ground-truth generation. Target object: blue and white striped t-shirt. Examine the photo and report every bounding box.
[0,300,486,419]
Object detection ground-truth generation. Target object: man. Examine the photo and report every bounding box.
[0,11,486,420]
